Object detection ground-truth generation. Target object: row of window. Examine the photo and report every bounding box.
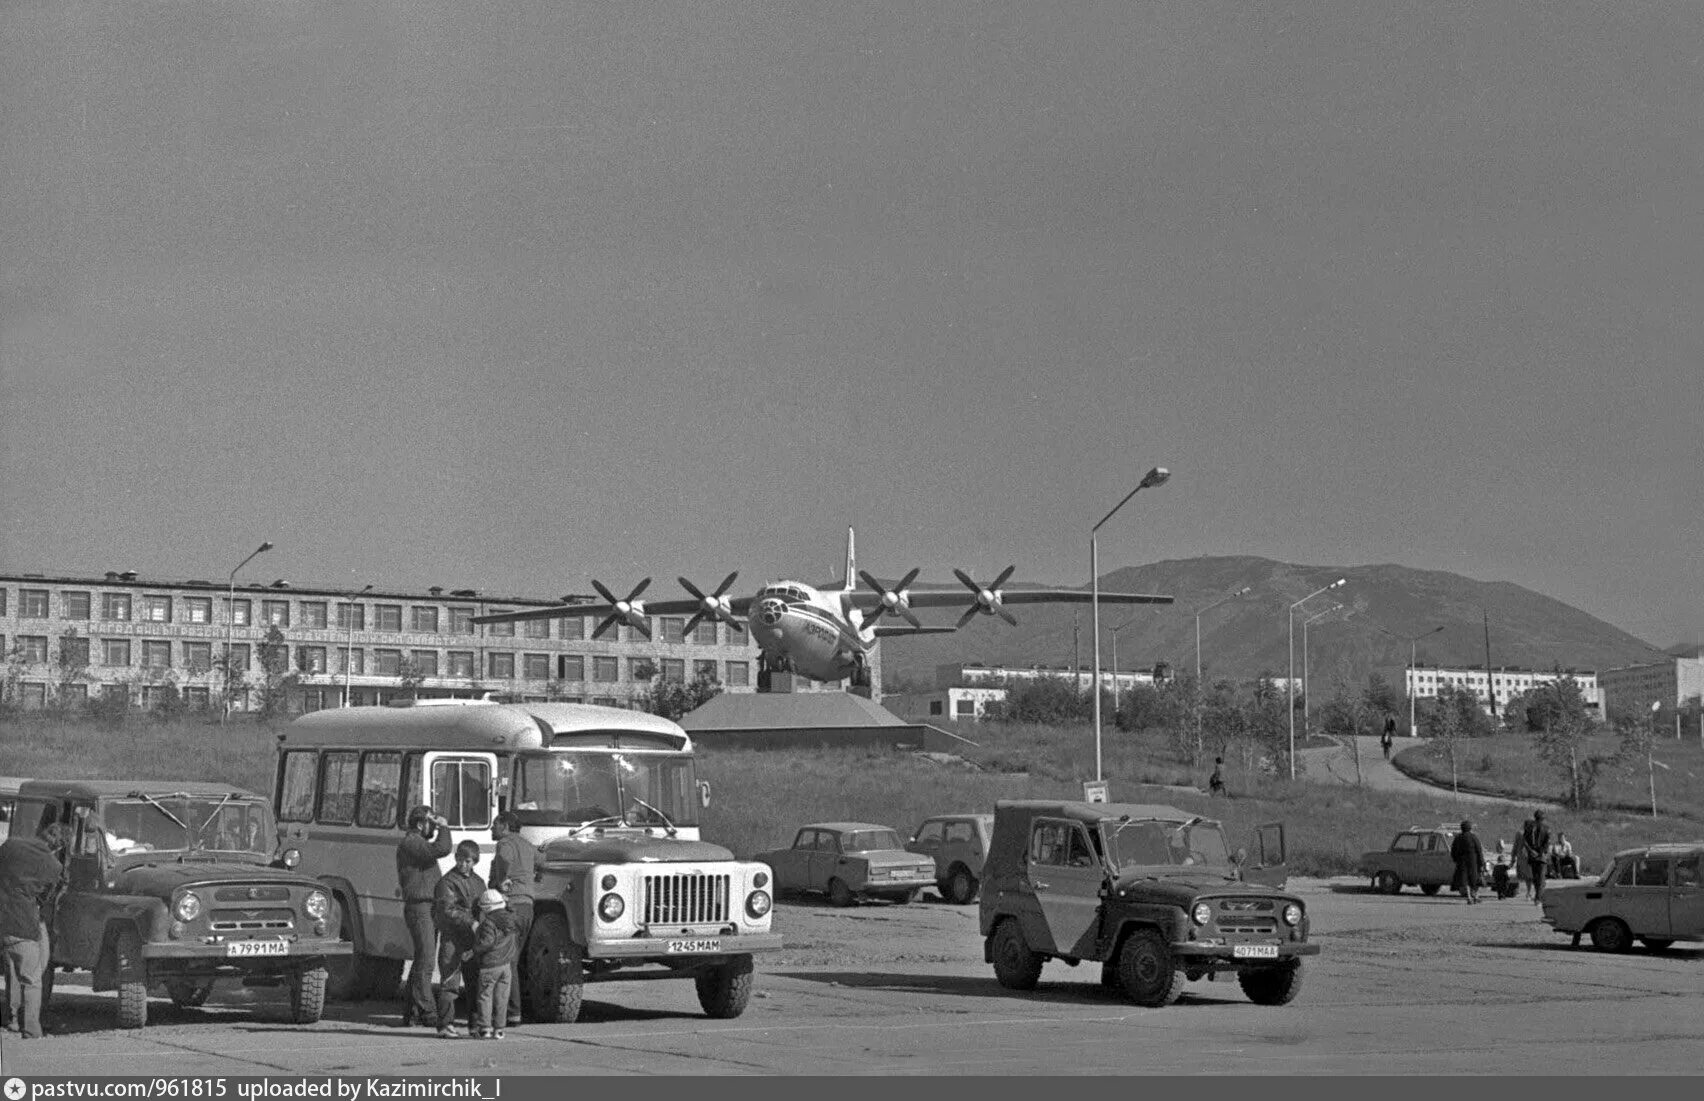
[3,682,639,714]
[0,589,727,644]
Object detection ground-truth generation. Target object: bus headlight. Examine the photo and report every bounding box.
[1190,901,1212,927]
[304,890,330,921]
[746,890,772,919]
[1282,903,1303,927]
[598,893,625,922]
[174,892,202,922]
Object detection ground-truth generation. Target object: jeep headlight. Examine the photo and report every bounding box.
[598,893,625,922]
[746,890,772,919]
[1282,903,1303,927]
[1190,901,1212,926]
[174,891,202,922]
[304,890,330,921]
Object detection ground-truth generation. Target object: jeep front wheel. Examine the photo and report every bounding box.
[112,928,150,1029]
[695,954,754,1019]
[990,920,1043,991]
[525,913,584,1024]
[1238,961,1303,1006]
[1116,928,1183,1008]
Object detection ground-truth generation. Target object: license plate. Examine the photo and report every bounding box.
[1233,944,1279,959]
[226,940,289,957]
[665,938,720,954]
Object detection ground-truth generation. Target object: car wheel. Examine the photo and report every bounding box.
[112,927,149,1029]
[525,913,584,1024]
[1238,961,1303,1006]
[290,962,328,1024]
[990,920,1043,991]
[1117,928,1183,1008]
[1589,917,1633,953]
[166,979,215,1009]
[827,878,855,908]
[1639,938,1675,952]
[946,866,979,905]
[1375,871,1402,895]
[1419,884,1441,896]
[694,954,754,1019]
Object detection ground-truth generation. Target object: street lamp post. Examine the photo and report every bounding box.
[1107,617,1142,721]
[1090,465,1170,783]
[1194,586,1251,762]
[1287,578,1346,779]
[343,584,373,707]
[223,541,274,724]
[1371,624,1446,738]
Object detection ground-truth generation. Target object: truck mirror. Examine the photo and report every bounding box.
[697,780,712,809]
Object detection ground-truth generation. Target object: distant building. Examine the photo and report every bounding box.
[886,662,1164,724]
[1597,649,1704,734]
[1401,664,1601,715]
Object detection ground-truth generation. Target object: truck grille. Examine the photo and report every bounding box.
[213,886,291,902]
[641,873,731,926]
[1215,898,1278,936]
[210,908,296,931]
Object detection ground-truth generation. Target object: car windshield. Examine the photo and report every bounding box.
[843,829,902,852]
[512,751,700,829]
[1106,818,1230,871]
[100,795,276,858]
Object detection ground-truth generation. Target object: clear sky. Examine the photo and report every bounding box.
[3,2,1699,646]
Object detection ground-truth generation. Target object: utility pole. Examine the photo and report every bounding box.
[1482,608,1497,719]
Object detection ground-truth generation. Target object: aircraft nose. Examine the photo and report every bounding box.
[756,598,786,626]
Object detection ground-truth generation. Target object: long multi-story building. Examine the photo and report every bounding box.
[1401,664,1601,715]
[0,569,772,715]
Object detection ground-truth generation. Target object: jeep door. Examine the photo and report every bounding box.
[1243,822,1288,888]
[55,801,107,966]
[1026,818,1103,958]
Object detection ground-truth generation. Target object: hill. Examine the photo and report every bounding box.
[876,556,1660,691]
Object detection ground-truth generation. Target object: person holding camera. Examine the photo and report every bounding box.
[396,804,453,1031]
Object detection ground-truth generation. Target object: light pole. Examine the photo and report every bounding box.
[1090,465,1170,783]
[1107,617,1141,720]
[223,541,274,724]
[1371,623,1445,738]
[343,584,373,707]
[1194,586,1251,761]
[1287,578,1345,779]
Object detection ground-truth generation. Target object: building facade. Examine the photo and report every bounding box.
[0,570,765,715]
[1597,650,1704,734]
[1402,664,1602,715]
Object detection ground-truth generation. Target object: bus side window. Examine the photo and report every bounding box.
[357,751,402,829]
[400,753,423,828]
[278,752,317,823]
[430,758,492,829]
[317,751,360,825]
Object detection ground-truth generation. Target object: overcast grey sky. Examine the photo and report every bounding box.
[3,2,1699,646]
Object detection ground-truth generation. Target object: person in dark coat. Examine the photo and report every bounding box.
[1450,820,1485,905]
[434,839,486,1037]
[488,811,537,1028]
[1,829,67,1038]
[1521,810,1552,905]
[395,805,452,1030]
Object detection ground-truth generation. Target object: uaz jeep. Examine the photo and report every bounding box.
[979,800,1318,1007]
[11,779,350,1028]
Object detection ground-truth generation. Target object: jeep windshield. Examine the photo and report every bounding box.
[100,795,277,860]
[511,751,700,829]
[1106,817,1231,872]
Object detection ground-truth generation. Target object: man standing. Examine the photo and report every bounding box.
[489,812,538,1028]
[1450,820,1485,905]
[1,827,66,1039]
[1521,810,1552,906]
[1381,715,1396,760]
[395,805,452,1031]
[434,840,486,1037]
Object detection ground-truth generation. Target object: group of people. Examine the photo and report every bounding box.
[1451,810,1570,905]
[395,806,538,1039]
[0,823,69,1039]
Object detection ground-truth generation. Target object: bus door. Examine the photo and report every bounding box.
[422,752,499,884]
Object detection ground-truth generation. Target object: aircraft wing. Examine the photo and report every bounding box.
[889,589,1174,610]
[472,596,756,626]
[869,625,961,638]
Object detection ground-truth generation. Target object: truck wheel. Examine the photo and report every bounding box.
[1375,871,1402,895]
[525,913,584,1024]
[166,979,215,1008]
[695,954,754,1019]
[1238,961,1303,1006]
[113,928,150,1029]
[1419,884,1441,896]
[290,963,328,1024]
[946,866,979,905]
[827,878,855,908]
[990,920,1043,991]
[1116,928,1183,1008]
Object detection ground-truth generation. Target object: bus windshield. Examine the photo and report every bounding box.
[512,752,700,829]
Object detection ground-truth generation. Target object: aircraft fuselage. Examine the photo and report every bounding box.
[748,581,868,683]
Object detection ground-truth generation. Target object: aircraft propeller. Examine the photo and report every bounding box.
[679,571,746,635]
[590,578,653,639]
[953,566,1019,628]
[858,568,923,629]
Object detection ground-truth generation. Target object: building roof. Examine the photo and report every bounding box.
[679,691,906,731]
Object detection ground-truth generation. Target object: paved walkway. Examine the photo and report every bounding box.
[1299,734,1553,808]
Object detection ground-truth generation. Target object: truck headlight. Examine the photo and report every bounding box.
[174,891,202,922]
[746,890,772,919]
[598,893,625,922]
[304,890,330,921]
[1282,903,1303,927]
[1190,901,1212,926]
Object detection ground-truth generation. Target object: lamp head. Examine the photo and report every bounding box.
[258,542,274,553]
[1139,466,1170,489]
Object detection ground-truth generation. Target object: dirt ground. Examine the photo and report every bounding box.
[5,877,1700,1076]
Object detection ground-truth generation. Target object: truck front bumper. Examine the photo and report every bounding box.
[1172,942,1319,961]
[585,933,784,959]
[143,936,352,960]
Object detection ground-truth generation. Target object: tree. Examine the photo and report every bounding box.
[1420,683,1479,795]
[642,672,722,721]
[52,628,92,712]
[395,658,426,700]
[1319,666,1374,786]
[1508,671,1610,809]
[1361,671,1399,718]
[1247,672,1297,778]
[254,625,299,721]
[981,676,1092,726]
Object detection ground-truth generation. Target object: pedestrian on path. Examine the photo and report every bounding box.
[1381,716,1396,760]
[1450,820,1485,904]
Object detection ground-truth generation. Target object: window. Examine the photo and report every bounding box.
[262,600,290,627]
[409,650,439,677]
[914,821,944,847]
[301,602,328,629]
[930,700,944,715]
[225,643,251,673]
[19,636,48,664]
[140,640,172,670]
[59,683,89,708]
[300,688,330,713]
[449,608,474,635]
[488,652,515,679]
[59,636,90,668]
[372,605,401,632]
[593,656,619,683]
[558,655,585,682]
[430,757,493,828]
[1030,821,1096,867]
[692,621,717,644]
[0,590,6,615]
[726,661,749,687]
[139,685,167,710]
[411,606,439,633]
[297,646,328,674]
[182,597,212,624]
[522,617,549,639]
[693,659,717,682]
[62,591,90,620]
[182,642,212,674]
[486,611,514,637]
[101,638,131,667]
[19,589,50,618]
[336,603,365,630]
[1634,857,1672,887]
[103,683,129,707]
[357,752,403,829]
[20,683,46,709]
[661,617,685,644]
[1391,834,1420,852]
[523,653,550,681]
[945,821,978,845]
[559,617,585,641]
[140,595,172,623]
[373,649,402,676]
[338,647,364,675]
[631,657,657,682]
[1677,856,1701,887]
[955,698,977,716]
[591,696,620,708]
[102,593,132,621]
[661,658,685,682]
[446,651,474,678]
[317,751,361,824]
[224,598,249,626]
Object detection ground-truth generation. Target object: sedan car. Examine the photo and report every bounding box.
[757,823,937,906]
[1359,825,1489,895]
[1542,841,1703,952]
[906,813,994,904]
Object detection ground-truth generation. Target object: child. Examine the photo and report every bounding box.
[471,888,519,1039]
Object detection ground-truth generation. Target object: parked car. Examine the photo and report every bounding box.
[7,778,351,1028]
[1359,824,1491,895]
[757,823,937,906]
[906,813,993,904]
[1542,841,1704,952]
[979,800,1318,1007]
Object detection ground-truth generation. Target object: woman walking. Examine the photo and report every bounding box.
[1450,820,1485,905]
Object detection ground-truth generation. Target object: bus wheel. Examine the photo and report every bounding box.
[525,913,584,1024]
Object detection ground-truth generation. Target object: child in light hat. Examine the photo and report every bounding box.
[471,888,519,1038]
